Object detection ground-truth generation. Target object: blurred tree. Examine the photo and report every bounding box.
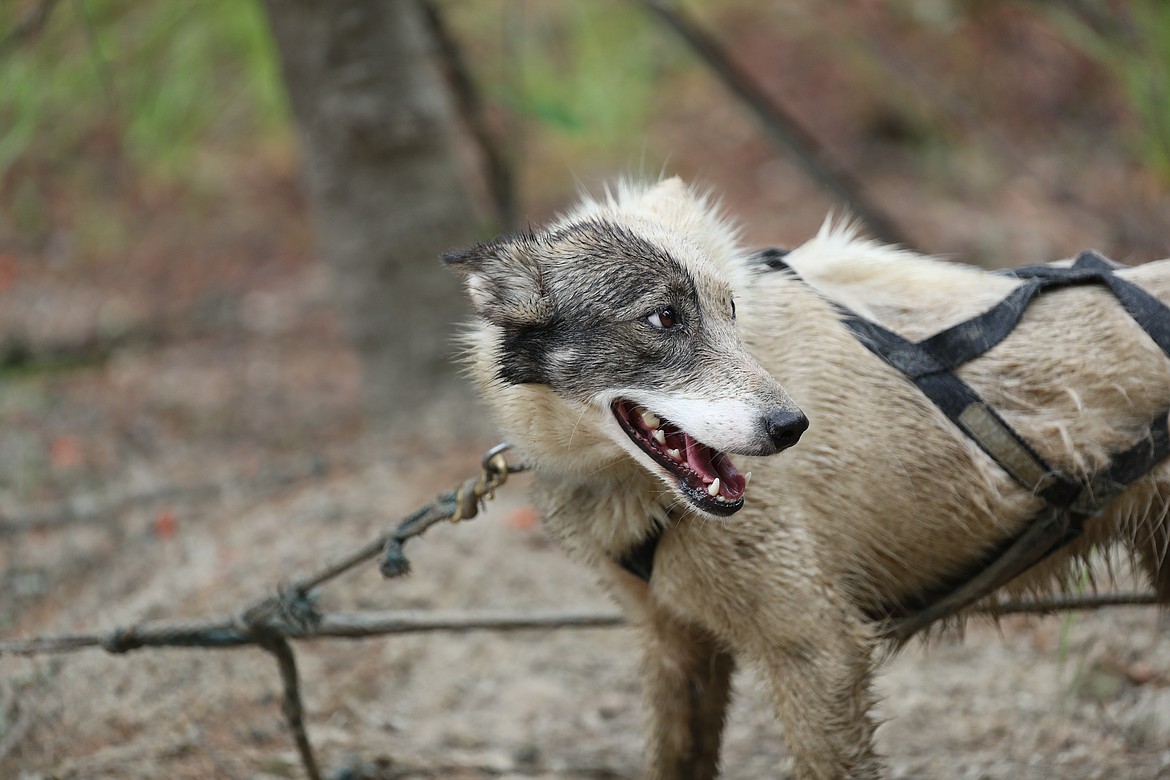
[261,0,478,429]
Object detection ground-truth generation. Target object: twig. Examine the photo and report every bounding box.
[634,0,912,249]
[981,590,1159,616]
[0,0,60,60]
[0,447,531,780]
[0,609,628,656]
[72,0,117,109]
[253,633,321,780]
[421,0,517,230]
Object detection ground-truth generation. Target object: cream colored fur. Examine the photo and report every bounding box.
[455,178,1170,779]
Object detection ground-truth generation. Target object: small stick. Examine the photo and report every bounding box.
[254,633,321,780]
[0,609,628,657]
[634,0,912,249]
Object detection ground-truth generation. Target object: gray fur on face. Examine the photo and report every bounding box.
[445,219,770,410]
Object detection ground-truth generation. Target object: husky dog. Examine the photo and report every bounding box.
[444,178,1170,779]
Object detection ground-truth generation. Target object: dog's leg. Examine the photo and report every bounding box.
[747,608,881,780]
[1136,509,1170,602]
[640,608,735,780]
[607,565,734,780]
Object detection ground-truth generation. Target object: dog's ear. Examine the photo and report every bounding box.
[443,239,553,328]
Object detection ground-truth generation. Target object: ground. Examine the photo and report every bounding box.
[3,4,1170,779]
[3,418,1170,779]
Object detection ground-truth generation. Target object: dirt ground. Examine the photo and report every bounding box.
[2,250,1170,780]
[2,224,1169,780]
[2,407,1170,780]
[4,5,1170,779]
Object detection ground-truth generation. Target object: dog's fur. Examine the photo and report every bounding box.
[445,178,1170,779]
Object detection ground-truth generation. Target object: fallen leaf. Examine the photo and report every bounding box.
[49,435,82,469]
[507,505,539,530]
[0,254,17,291]
[154,510,178,538]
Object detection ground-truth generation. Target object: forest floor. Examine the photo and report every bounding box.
[3,4,1170,779]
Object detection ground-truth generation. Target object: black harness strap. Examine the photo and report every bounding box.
[832,249,1170,636]
[844,312,1081,507]
[1015,252,1170,360]
[887,394,1170,636]
[615,249,1170,609]
[851,251,1170,379]
[844,251,1170,507]
[619,526,663,582]
[1070,409,1170,517]
[758,249,1170,632]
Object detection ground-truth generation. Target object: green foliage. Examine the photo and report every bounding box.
[449,1,688,159]
[1048,1,1170,183]
[513,3,677,148]
[1057,565,1092,688]
[0,0,289,182]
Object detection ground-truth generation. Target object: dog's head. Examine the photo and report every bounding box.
[445,178,806,517]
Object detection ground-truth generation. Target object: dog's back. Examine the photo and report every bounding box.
[743,230,1170,610]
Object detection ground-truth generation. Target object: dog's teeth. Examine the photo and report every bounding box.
[641,410,661,429]
[708,478,720,497]
[667,448,682,461]
[744,471,752,486]
[653,429,666,445]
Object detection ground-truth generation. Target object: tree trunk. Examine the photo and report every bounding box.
[262,0,478,429]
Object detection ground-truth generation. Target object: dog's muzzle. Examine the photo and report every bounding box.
[613,399,809,516]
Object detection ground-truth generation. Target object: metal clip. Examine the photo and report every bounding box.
[449,442,522,523]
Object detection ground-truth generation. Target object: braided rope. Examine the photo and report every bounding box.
[0,442,1161,779]
[0,444,542,780]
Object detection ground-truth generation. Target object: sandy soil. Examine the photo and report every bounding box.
[2,419,1169,779]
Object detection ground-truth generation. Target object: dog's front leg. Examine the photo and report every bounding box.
[606,564,734,780]
[640,607,735,780]
[747,609,882,780]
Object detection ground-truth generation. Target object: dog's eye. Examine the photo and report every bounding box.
[647,306,680,330]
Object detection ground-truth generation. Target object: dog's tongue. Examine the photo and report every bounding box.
[683,433,745,499]
[684,434,718,480]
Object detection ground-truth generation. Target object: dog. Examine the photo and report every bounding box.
[444,177,1170,779]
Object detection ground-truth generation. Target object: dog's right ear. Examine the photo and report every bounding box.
[443,239,553,328]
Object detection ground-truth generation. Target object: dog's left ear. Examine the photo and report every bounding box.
[443,239,553,328]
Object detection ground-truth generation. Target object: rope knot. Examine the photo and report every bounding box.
[276,586,323,630]
[379,539,411,578]
[100,626,141,654]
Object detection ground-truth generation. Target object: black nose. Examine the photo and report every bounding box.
[764,408,808,452]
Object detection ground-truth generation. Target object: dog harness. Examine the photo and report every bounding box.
[620,247,1170,640]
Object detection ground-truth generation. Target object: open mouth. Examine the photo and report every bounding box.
[612,399,749,517]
